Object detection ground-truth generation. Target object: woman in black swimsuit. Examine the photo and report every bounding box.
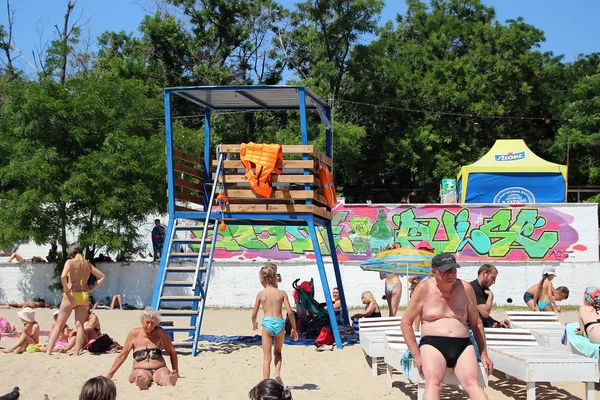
[106,307,179,390]
[578,286,600,344]
[351,291,382,320]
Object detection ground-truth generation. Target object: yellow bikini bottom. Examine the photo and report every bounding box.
[63,291,89,306]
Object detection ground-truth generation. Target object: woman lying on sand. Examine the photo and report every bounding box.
[106,307,178,390]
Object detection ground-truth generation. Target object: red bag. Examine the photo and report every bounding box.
[314,327,334,346]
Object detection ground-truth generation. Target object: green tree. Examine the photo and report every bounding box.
[553,68,600,200]
[0,73,165,259]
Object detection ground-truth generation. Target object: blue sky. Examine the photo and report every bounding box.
[3,0,599,73]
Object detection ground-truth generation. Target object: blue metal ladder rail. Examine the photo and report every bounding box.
[152,153,225,355]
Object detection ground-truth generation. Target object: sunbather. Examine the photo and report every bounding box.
[1,307,40,354]
[6,253,45,263]
[577,286,600,344]
[351,291,381,320]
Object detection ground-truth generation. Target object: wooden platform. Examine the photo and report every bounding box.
[211,144,334,220]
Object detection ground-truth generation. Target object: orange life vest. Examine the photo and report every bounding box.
[318,163,337,207]
[240,142,283,198]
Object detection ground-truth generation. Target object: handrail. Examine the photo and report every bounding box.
[192,151,224,291]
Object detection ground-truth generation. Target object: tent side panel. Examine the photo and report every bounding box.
[465,173,566,203]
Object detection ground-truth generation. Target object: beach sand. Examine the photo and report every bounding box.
[0,308,597,400]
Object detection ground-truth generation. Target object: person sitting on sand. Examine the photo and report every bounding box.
[351,291,382,321]
[79,376,116,400]
[106,307,178,389]
[249,378,292,400]
[252,264,298,386]
[85,302,103,341]
[577,286,600,344]
[6,253,46,263]
[2,307,40,354]
[46,243,106,356]
[40,310,76,353]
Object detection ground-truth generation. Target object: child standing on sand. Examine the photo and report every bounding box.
[524,266,569,312]
[252,264,298,386]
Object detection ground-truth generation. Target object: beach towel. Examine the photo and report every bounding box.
[563,322,599,359]
[176,334,358,347]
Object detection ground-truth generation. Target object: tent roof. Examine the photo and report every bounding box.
[164,85,329,111]
[457,139,567,178]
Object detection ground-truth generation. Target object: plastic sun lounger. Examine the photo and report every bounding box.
[485,327,599,400]
[383,331,488,400]
[506,311,566,350]
[358,316,402,376]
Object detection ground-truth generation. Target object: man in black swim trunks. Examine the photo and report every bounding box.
[401,253,493,399]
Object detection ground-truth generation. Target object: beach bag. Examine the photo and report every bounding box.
[314,327,334,347]
[85,334,113,353]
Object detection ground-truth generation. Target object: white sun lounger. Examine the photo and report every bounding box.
[506,311,565,350]
[485,327,599,400]
[358,316,402,375]
[383,330,488,400]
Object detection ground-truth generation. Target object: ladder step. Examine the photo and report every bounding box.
[161,325,195,331]
[175,224,214,230]
[159,310,200,316]
[172,341,194,347]
[166,266,207,272]
[169,252,209,258]
[160,295,203,301]
[173,238,213,244]
[163,281,194,286]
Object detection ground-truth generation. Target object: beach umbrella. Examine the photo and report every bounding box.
[360,248,434,277]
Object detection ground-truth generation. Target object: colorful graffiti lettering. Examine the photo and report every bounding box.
[187,204,594,262]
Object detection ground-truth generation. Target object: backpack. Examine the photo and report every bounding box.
[314,327,334,347]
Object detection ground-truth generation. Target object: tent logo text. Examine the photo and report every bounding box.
[493,187,536,203]
[495,151,525,161]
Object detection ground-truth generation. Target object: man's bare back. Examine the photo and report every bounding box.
[420,277,471,338]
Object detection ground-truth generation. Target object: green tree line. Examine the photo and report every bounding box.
[0,0,598,260]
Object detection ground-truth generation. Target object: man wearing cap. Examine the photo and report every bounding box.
[401,253,493,399]
[470,264,509,328]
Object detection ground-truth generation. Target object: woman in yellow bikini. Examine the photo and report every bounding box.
[46,243,106,355]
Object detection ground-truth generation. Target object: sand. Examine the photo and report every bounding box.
[0,308,597,400]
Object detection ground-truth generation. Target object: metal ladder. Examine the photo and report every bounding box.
[152,153,224,356]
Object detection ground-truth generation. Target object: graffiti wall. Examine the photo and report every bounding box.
[189,203,599,262]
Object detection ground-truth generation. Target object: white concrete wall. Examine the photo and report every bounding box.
[1,261,598,308]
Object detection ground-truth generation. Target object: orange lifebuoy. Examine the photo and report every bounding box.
[318,163,337,207]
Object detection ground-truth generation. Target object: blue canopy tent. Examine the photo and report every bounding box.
[457,139,568,203]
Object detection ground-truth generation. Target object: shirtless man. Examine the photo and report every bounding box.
[401,253,493,400]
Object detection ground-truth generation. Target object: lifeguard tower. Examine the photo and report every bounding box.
[150,86,349,355]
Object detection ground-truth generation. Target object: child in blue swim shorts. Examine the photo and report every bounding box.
[252,264,298,385]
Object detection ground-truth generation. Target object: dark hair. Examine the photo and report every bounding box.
[79,376,116,400]
[556,286,569,299]
[68,243,83,259]
[477,264,497,275]
[249,379,292,400]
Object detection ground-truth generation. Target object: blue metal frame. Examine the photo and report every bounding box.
[157,85,344,353]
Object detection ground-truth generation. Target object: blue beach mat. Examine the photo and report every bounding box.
[177,334,358,347]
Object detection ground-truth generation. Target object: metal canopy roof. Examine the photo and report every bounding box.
[165,85,329,111]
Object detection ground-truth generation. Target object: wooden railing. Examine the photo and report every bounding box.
[211,144,334,220]
[172,149,205,212]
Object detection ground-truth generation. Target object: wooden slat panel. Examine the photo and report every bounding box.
[221,204,331,220]
[174,162,203,179]
[174,177,204,192]
[175,205,200,212]
[173,149,203,165]
[212,159,317,171]
[175,191,204,204]
[218,144,332,167]
[215,174,321,187]
[217,189,327,207]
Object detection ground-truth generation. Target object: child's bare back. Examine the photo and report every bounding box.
[257,287,287,319]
